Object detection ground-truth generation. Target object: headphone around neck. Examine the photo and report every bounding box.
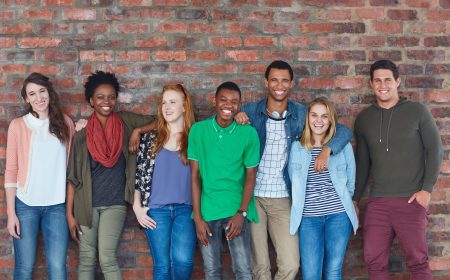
[267,108,287,119]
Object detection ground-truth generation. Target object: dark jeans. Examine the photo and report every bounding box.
[200,217,252,280]
[145,204,196,280]
[13,198,68,280]
[363,197,432,280]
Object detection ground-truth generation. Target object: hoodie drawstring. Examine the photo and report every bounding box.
[379,107,396,152]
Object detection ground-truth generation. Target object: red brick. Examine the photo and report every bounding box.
[0,93,21,102]
[188,23,219,33]
[169,65,202,74]
[153,0,188,5]
[303,0,364,6]
[425,64,450,74]
[440,0,450,8]
[246,11,275,21]
[156,23,186,33]
[441,161,450,174]
[408,23,446,34]
[426,10,450,20]
[244,37,276,47]
[300,23,334,33]
[42,0,73,5]
[154,51,186,62]
[117,23,148,34]
[63,9,96,20]
[176,9,206,20]
[0,257,14,269]
[405,77,443,89]
[280,36,312,48]
[407,50,445,61]
[79,23,109,34]
[370,0,398,5]
[205,64,238,74]
[405,0,438,8]
[0,38,15,48]
[263,51,294,62]
[18,38,61,48]
[80,50,114,62]
[335,77,366,89]
[116,51,151,62]
[28,64,60,76]
[387,37,420,47]
[424,36,450,47]
[299,78,335,89]
[424,90,450,103]
[355,7,385,19]
[1,64,26,73]
[55,78,76,89]
[370,50,402,61]
[358,36,386,47]
[225,50,259,62]
[372,21,403,33]
[279,11,311,21]
[264,0,292,6]
[318,65,349,76]
[242,64,266,74]
[2,23,33,34]
[317,36,350,49]
[173,36,203,48]
[187,51,220,61]
[38,23,73,35]
[210,37,241,48]
[263,23,294,34]
[316,9,352,20]
[226,23,259,34]
[398,64,423,75]
[139,9,173,19]
[0,11,14,20]
[298,51,335,61]
[387,9,418,20]
[212,9,239,20]
[430,258,450,270]
[135,36,168,48]
[23,9,53,20]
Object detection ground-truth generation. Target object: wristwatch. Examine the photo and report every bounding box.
[237,209,247,217]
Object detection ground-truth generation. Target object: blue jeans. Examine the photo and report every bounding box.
[200,217,252,280]
[299,212,352,280]
[13,198,68,280]
[145,204,196,280]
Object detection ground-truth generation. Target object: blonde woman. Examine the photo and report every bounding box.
[289,97,358,280]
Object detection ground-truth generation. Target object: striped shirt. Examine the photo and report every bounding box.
[303,147,345,217]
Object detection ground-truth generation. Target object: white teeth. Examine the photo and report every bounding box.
[275,90,284,95]
[222,109,231,114]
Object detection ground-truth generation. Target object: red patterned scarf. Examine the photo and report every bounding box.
[86,112,124,168]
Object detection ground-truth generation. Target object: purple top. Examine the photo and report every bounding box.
[148,147,192,208]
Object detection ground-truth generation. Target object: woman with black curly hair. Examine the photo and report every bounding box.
[66,71,152,280]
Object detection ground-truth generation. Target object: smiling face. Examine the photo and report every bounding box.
[370,69,401,109]
[214,88,240,127]
[162,89,185,125]
[25,82,50,119]
[89,84,117,124]
[308,103,330,141]
[265,68,294,103]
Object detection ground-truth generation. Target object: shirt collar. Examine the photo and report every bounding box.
[212,115,237,134]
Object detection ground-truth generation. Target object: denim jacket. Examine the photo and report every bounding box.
[288,142,358,235]
[241,98,352,195]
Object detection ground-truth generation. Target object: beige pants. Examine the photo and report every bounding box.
[250,197,300,280]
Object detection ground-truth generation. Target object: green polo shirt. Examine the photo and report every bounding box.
[188,116,260,222]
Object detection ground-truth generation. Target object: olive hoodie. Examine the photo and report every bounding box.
[353,98,443,202]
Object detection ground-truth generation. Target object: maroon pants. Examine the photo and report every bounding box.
[363,197,432,280]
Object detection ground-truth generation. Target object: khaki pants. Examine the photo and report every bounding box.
[78,205,127,280]
[250,197,300,280]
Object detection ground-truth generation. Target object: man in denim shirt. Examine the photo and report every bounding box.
[236,60,352,280]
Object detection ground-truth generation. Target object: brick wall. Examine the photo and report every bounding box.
[0,0,449,279]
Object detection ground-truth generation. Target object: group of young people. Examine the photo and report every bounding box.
[4,59,442,280]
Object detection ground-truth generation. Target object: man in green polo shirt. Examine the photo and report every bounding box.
[188,81,260,279]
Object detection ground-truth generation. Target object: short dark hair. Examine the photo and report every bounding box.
[84,71,120,103]
[370,60,399,81]
[215,81,241,99]
[265,60,294,81]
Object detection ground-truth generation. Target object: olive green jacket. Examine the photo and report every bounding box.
[67,111,153,228]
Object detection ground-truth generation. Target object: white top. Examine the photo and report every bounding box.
[17,113,67,206]
[254,117,289,198]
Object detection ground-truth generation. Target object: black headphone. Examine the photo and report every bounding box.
[268,109,287,119]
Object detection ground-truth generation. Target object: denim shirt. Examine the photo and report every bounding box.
[288,142,358,235]
[241,98,353,195]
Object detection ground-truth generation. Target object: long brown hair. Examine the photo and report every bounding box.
[21,72,70,143]
[152,84,195,165]
[300,97,337,150]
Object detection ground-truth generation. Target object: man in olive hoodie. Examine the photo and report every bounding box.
[353,60,443,280]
